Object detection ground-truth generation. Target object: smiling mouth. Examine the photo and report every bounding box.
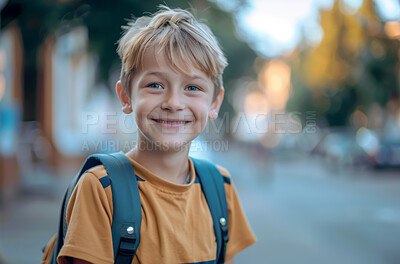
[152,119,191,125]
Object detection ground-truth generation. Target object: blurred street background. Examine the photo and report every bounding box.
[1,0,400,263]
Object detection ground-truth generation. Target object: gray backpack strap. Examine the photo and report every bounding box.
[191,157,229,264]
[49,152,141,264]
[107,153,142,264]
[49,153,108,264]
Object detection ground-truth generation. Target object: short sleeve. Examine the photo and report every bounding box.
[57,170,114,264]
[217,166,257,260]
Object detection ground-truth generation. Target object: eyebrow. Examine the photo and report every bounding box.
[190,75,208,82]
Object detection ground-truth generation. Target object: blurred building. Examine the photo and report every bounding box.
[0,25,23,203]
[0,16,130,204]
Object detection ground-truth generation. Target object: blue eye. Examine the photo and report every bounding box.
[148,83,162,89]
[186,85,200,91]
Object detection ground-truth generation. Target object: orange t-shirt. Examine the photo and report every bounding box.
[55,155,256,264]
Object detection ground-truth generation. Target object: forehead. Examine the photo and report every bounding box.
[138,45,211,80]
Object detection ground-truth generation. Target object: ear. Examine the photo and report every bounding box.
[116,81,132,114]
[208,87,225,119]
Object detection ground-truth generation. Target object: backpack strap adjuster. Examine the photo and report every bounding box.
[219,217,229,263]
[118,236,137,256]
[115,223,139,263]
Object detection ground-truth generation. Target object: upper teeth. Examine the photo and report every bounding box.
[156,120,187,124]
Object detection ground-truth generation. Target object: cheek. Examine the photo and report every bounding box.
[133,95,155,115]
[192,103,211,124]
[132,101,148,127]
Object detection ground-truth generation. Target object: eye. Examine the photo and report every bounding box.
[148,83,163,89]
[186,85,200,92]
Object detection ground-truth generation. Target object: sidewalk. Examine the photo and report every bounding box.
[0,168,71,264]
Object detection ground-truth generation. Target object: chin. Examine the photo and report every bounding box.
[153,140,191,152]
[138,129,197,152]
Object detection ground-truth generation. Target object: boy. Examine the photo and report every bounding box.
[55,6,256,264]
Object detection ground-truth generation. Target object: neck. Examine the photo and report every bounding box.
[127,140,191,185]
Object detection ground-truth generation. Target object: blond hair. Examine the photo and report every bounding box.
[117,5,228,100]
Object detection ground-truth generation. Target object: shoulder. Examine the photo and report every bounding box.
[67,165,114,218]
[216,164,230,178]
[190,157,232,185]
[85,165,108,179]
[70,165,113,210]
[79,165,111,189]
[215,164,232,185]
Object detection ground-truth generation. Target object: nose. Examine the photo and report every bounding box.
[161,89,185,111]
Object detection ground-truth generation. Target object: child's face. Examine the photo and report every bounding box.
[117,46,224,151]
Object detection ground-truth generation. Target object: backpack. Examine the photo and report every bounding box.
[44,152,229,264]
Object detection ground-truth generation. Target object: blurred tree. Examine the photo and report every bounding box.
[287,0,399,127]
[1,0,256,121]
[1,1,71,121]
